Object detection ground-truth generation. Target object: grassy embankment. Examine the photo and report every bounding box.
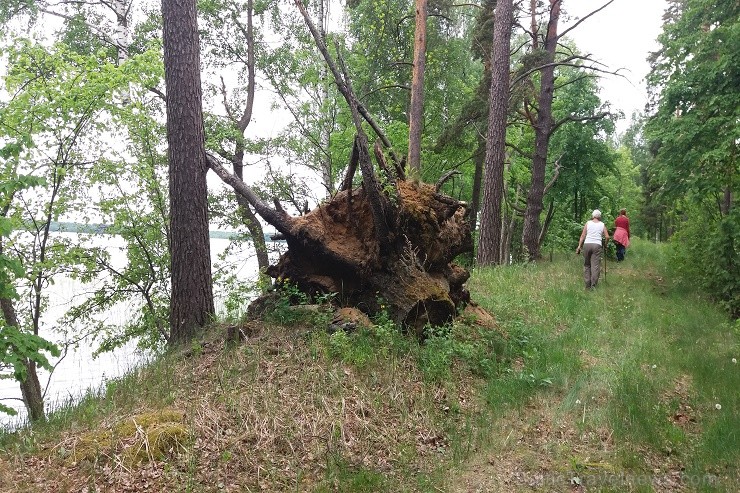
[0,239,737,492]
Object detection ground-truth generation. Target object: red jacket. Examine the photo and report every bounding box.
[614,215,630,236]
[614,215,630,247]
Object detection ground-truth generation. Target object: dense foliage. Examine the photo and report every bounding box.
[645,0,739,316]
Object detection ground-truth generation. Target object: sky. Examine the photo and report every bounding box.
[560,0,668,132]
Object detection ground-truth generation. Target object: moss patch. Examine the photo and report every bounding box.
[66,408,190,466]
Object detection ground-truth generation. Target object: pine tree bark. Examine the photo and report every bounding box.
[477,0,514,266]
[162,0,215,344]
[521,0,560,261]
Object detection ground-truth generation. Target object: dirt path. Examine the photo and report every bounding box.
[449,396,592,492]
[448,393,691,493]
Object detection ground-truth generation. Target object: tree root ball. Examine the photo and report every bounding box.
[256,179,473,333]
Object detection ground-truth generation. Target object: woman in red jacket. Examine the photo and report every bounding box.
[613,208,630,261]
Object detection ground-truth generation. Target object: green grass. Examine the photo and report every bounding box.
[1,239,737,492]
[465,239,739,490]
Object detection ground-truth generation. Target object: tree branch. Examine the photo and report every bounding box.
[435,170,461,192]
[37,7,127,54]
[233,0,255,133]
[553,72,601,92]
[510,55,580,88]
[206,153,292,234]
[551,111,611,134]
[558,0,616,40]
[506,141,533,159]
[340,136,360,192]
[542,154,563,195]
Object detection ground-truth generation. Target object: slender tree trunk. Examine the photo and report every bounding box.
[470,134,486,234]
[231,0,269,281]
[477,0,514,266]
[235,197,270,276]
[162,0,215,344]
[408,0,428,172]
[318,0,334,194]
[501,151,516,264]
[112,0,131,66]
[0,298,45,422]
[521,0,560,261]
[720,186,732,216]
[19,359,44,422]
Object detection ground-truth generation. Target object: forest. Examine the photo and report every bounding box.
[0,0,737,432]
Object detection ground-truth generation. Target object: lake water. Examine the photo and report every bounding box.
[0,234,283,429]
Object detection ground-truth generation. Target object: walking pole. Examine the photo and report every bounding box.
[603,239,607,283]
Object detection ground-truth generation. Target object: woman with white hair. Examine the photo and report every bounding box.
[575,209,610,290]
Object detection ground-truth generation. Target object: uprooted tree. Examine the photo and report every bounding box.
[207,1,474,335]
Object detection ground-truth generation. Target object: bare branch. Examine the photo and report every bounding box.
[554,72,601,92]
[219,76,238,123]
[147,86,166,100]
[511,38,530,57]
[511,59,625,92]
[551,111,611,134]
[37,7,126,54]
[543,154,563,195]
[558,1,616,40]
[510,55,580,87]
[206,153,291,234]
[435,170,461,192]
[361,84,410,101]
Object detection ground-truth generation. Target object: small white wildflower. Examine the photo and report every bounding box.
[715,403,722,410]
[652,364,657,369]
[575,399,581,405]
[733,358,737,364]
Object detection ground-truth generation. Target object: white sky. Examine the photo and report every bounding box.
[244,0,669,138]
[561,0,667,132]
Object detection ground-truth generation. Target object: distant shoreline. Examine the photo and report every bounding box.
[34,221,282,241]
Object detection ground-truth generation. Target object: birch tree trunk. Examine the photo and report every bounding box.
[407,0,428,172]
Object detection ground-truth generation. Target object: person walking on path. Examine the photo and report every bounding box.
[576,209,610,290]
[613,208,630,262]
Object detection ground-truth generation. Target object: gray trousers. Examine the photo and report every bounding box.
[583,243,602,289]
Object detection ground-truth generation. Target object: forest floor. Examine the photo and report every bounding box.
[0,240,737,492]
